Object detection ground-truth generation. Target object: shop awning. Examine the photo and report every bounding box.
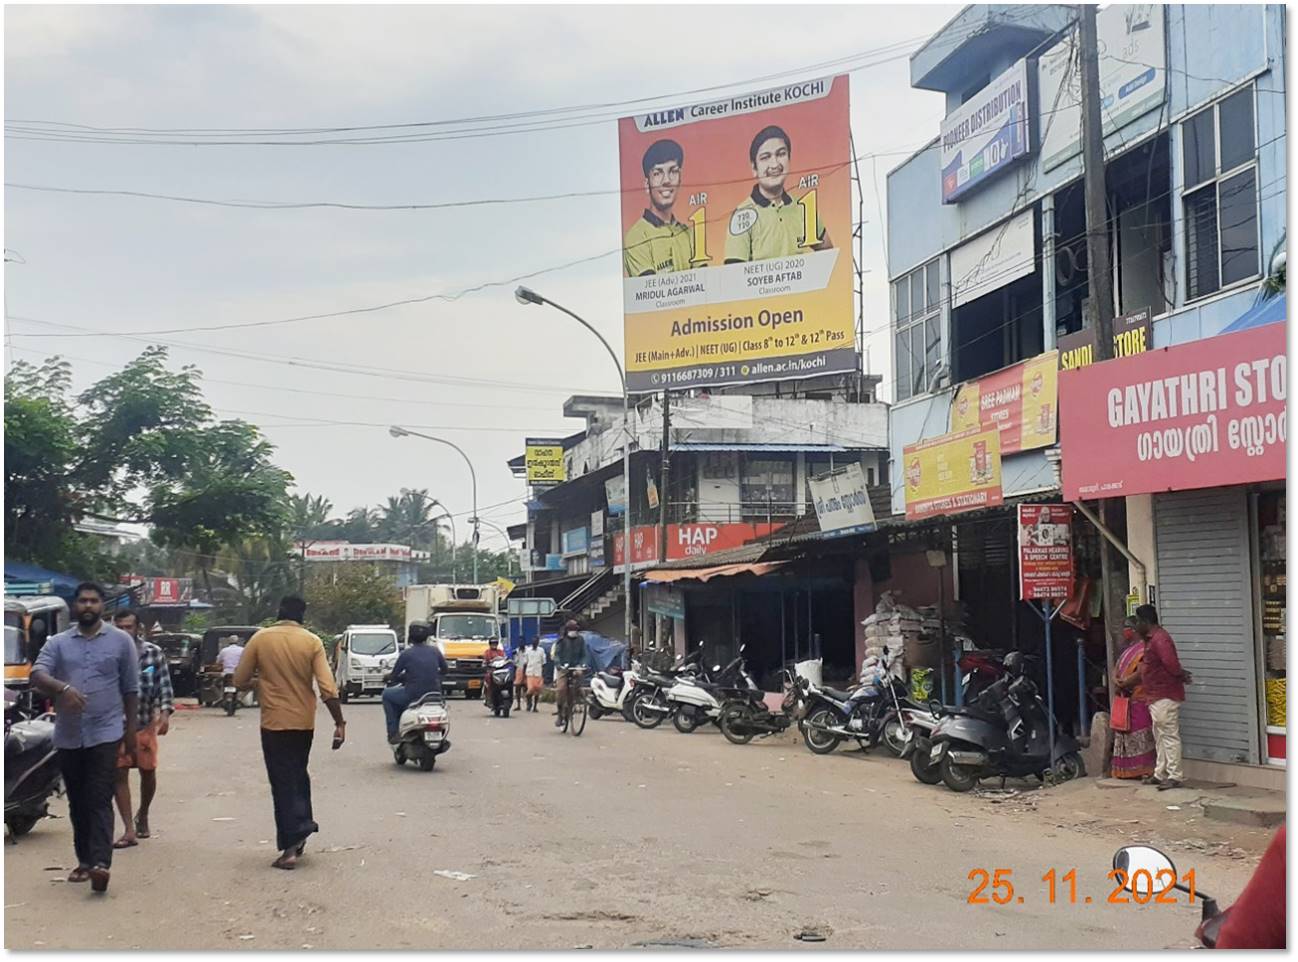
[643,561,786,583]
[668,443,851,452]
[1220,292,1285,333]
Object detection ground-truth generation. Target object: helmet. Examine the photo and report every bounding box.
[407,621,431,644]
[1003,651,1025,675]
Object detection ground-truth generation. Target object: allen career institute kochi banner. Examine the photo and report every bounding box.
[950,350,1059,454]
[1060,323,1287,500]
[618,76,854,392]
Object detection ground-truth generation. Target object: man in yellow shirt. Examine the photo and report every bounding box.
[725,124,833,264]
[233,595,345,870]
[623,138,696,277]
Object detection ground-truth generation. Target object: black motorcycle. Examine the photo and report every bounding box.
[928,652,1084,792]
[4,693,62,840]
[800,655,909,756]
[719,667,806,745]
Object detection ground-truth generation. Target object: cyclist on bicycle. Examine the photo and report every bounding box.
[551,620,586,728]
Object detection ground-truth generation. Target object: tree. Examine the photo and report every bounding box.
[289,493,336,542]
[303,566,403,636]
[5,348,294,588]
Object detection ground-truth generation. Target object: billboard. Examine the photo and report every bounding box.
[1017,504,1075,601]
[1039,4,1166,172]
[618,76,855,392]
[941,58,1031,203]
[525,438,565,486]
[950,351,1059,455]
[612,521,786,570]
[1059,323,1286,500]
[808,462,876,534]
[297,542,413,562]
[903,428,1004,521]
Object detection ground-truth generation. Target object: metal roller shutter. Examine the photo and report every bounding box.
[1154,488,1259,764]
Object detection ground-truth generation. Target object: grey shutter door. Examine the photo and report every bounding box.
[1154,488,1259,764]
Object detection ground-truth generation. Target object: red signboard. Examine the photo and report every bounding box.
[1060,324,1287,500]
[1017,504,1074,601]
[612,522,786,569]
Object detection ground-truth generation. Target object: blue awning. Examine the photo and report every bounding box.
[4,561,81,601]
[1221,292,1285,334]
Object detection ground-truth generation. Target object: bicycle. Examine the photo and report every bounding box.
[556,666,588,736]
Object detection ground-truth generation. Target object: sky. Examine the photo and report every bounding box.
[4,3,960,548]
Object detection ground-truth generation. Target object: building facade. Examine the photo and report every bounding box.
[887,4,1287,786]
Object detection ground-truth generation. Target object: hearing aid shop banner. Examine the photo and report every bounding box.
[617,75,855,392]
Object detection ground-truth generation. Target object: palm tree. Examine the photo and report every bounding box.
[289,492,335,541]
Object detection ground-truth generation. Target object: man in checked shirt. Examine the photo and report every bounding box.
[110,609,174,848]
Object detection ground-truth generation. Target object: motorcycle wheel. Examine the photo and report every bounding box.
[673,705,702,734]
[802,707,842,755]
[5,813,39,838]
[631,695,667,730]
[939,754,980,793]
[339,688,350,704]
[620,690,641,723]
[503,704,512,719]
[910,747,943,785]
[719,704,754,745]
[224,699,236,717]
[395,751,407,767]
[881,716,909,757]
[589,703,605,720]
[1052,751,1086,783]
[419,753,437,772]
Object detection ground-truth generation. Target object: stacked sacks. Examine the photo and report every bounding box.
[861,591,926,667]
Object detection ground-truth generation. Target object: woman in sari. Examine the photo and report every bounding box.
[1111,616,1157,780]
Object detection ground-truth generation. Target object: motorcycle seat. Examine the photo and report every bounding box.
[821,686,855,701]
[597,672,624,690]
[409,692,447,709]
[947,704,1001,722]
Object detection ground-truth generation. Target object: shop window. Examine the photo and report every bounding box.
[892,258,941,401]
[1182,85,1260,300]
[741,457,794,518]
[700,452,734,480]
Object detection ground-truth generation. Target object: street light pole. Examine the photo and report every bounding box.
[389,427,478,583]
[515,285,633,645]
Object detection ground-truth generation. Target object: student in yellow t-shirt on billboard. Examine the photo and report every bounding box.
[622,139,698,277]
[724,124,833,264]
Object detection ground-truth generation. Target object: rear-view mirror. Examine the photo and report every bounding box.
[1113,846,1177,896]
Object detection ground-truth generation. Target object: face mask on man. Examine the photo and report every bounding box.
[567,631,578,639]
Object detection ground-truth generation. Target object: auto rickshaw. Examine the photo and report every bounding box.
[4,597,70,714]
[197,626,261,707]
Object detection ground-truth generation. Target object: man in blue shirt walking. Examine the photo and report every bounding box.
[31,583,140,893]
[383,622,448,744]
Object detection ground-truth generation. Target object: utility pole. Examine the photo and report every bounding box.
[1079,3,1122,680]
[1079,3,1115,360]
[658,390,671,563]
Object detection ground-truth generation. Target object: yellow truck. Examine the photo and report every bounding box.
[404,584,502,699]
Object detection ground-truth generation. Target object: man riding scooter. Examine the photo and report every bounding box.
[382,622,448,745]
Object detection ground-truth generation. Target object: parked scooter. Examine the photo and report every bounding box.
[927,651,1085,792]
[4,690,61,840]
[665,649,747,734]
[484,655,515,718]
[1111,845,1226,947]
[905,706,944,784]
[718,666,806,745]
[588,660,641,722]
[393,692,452,771]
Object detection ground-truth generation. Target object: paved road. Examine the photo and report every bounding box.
[5,697,1260,950]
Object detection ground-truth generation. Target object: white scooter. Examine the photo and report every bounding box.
[393,692,452,772]
[588,660,642,722]
[665,644,746,734]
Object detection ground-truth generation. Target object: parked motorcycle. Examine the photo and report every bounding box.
[958,649,1006,703]
[1112,845,1226,947]
[928,651,1084,792]
[630,645,705,730]
[718,667,806,745]
[799,648,911,755]
[905,705,944,784]
[588,661,641,722]
[485,655,515,718]
[393,692,452,771]
[4,691,61,839]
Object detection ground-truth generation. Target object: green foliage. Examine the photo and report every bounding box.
[181,611,213,634]
[304,566,404,636]
[5,347,293,581]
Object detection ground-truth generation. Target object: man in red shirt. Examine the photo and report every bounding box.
[1135,604,1192,790]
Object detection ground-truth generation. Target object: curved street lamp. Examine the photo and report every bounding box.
[389,426,478,583]
[514,285,632,645]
